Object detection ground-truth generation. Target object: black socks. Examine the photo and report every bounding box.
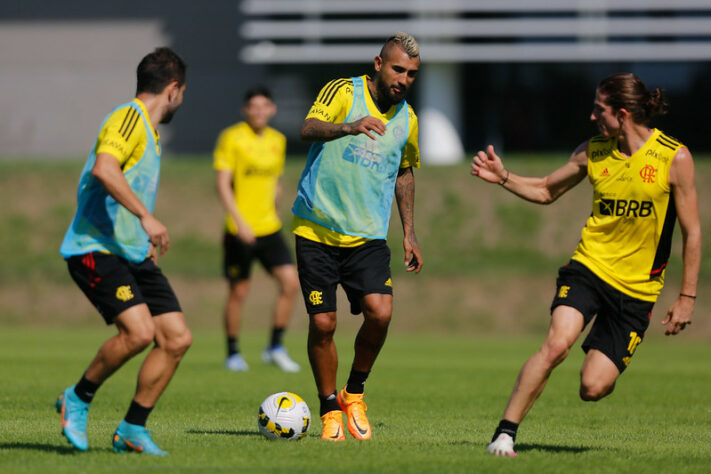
[492,419,519,443]
[230,328,285,354]
[227,337,239,356]
[319,392,340,417]
[317,369,371,416]
[74,375,100,403]
[75,376,153,426]
[270,327,285,348]
[125,400,154,427]
[345,369,370,394]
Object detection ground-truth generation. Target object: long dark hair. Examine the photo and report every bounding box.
[597,73,667,124]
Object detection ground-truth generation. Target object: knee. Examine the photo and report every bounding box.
[541,339,571,368]
[164,327,193,358]
[124,325,155,354]
[363,304,391,329]
[579,378,615,402]
[280,273,300,297]
[309,313,337,340]
[229,282,250,302]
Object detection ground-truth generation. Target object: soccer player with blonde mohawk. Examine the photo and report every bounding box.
[292,32,423,441]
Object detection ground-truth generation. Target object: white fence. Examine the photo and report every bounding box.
[239,0,711,63]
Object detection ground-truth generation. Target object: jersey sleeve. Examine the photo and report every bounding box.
[400,106,420,168]
[94,106,143,167]
[213,128,236,171]
[275,130,287,176]
[305,78,353,124]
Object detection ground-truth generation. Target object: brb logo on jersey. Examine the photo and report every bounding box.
[343,141,384,173]
[599,198,653,217]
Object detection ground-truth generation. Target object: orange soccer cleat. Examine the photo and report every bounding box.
[320,410,345,441]
[337,388,371,440]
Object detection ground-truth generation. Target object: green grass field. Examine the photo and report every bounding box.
[1,327,710,473]
[1,156,710,472]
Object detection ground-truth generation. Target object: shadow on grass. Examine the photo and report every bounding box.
[517,443,591,454]
[0,442,81,454]
[450,440,479,447]
[186,429,262,437]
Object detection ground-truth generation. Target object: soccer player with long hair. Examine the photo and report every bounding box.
[472,73,701,457]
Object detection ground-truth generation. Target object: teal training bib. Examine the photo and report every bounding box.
[60,102,160,262]
[292,76,409,239]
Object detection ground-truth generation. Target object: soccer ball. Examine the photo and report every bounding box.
[257,392,311,440]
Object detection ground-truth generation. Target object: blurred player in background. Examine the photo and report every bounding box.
[472,73,701,457]
[57,47,192,455]
[292,32,423,441]
[213,87,300,373]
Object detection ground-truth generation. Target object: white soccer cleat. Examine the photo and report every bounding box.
[225,353,249,371]
[262,345,301,373]
[487,433,517,457]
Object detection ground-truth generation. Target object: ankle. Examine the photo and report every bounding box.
[319,392,339,416]
[74,375,101,403]
[493,419,519,443]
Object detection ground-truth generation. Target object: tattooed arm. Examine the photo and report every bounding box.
[395,166,423,273]
[300,117,386,142]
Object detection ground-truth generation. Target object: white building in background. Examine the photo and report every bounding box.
[1,0,711,158]
[0,21,169,156]
[239,0,711,164]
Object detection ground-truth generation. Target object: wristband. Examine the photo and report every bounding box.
[499,169,510,186]
[680,293,697,300]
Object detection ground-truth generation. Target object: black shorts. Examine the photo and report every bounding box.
[295,235,393,315]
[551,260,653,373]
[66,252,182,324]
[223,231,293,282]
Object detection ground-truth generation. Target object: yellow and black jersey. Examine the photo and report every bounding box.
[295,75,420,247]
[213,122,286,236]
[305,75,419,169]
[94,99,159,172]
[571,129,683,302]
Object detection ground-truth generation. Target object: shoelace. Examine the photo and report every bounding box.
[342,398,367,412]
[68,399,89,425]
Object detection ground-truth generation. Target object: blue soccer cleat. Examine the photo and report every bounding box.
[55,385,90,451]
[225,353,249,371]
[112,420,168,456]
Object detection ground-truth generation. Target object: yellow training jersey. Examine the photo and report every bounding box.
[293,75,420,247]
[95,98,160,171]
[571,129,682,302]
[213,121,286,236]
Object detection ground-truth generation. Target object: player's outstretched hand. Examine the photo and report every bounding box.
[141,214,170,256]
[471,145,507,184]
[661,296,694,335]
[345,116,386,140]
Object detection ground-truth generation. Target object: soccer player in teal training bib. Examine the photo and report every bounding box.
[57,48,191,455]
[292,32,424,441]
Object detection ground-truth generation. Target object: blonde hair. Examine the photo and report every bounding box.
[382,32,420,58]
